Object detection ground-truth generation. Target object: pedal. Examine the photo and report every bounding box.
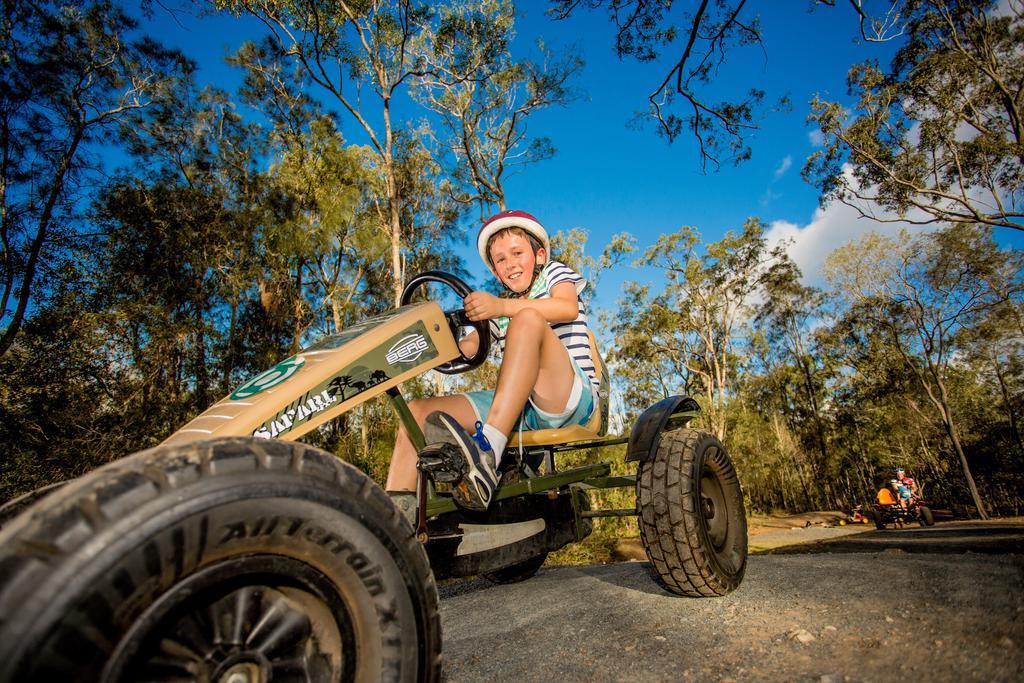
[417,443,467,484]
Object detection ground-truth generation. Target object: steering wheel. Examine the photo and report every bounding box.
[400,271,492,374]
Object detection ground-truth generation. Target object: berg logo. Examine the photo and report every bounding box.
[230,357,305,400]
[386,334,429,365]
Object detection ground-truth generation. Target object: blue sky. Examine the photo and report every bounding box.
[140,1,1023,335]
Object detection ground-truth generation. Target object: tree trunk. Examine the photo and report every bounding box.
[926,359,989,519]
[992,352,1024,455]
[942,404,989,519]
[895,317,989,520]
[222,296,238,392]
[1,118,13,324]
[292,260,304,353]
[360,404,369,460]
[195,325,209,410]
[331,296,343,333]
[0,125,84,357]
[798,351,830,482]
[771,414,812,511]
[383,101,403,308]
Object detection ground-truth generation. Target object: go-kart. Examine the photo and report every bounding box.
[874,496,936,529]
[0,271,747,682]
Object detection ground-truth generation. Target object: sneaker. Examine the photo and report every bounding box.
[423,412,499,511]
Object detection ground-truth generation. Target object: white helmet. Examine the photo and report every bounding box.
[476,210,549,267]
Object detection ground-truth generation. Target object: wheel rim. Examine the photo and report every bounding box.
[700,452,729,551]
[104,556,356,682]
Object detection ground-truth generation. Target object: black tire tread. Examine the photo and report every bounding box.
[636,429,746,598]
[0,437,442,681]
[919,505,935,527]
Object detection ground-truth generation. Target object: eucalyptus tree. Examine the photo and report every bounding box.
[807,0,1024,232]
[611,219,780,440]
[264,118,381,348]
[220,0,507,305]
[414,0,583,213]
[609,281,700,423]
[547,0,900,171]
[0,0,190,357]
[753,258,834,488]
[957,267,1024,458]
[737,336,818,511]
[229,36,389,346]
[122,82,270,391]
[824,225,1024,518]
[391,127,466,277]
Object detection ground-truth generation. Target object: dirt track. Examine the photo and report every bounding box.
[438,519,1024,682]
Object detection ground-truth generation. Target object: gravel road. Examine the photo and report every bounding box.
[438,519,1023,682]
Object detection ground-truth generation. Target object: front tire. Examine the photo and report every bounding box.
[0,438,441,682]
[0,480,67,530]
[637,429,747,597]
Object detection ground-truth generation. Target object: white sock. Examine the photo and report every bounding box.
[482,423,507,468]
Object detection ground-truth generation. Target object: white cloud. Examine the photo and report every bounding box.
[993,0,1018,19]
[808,129,825,147]
[764,167,927,286]
[773,155,793,179]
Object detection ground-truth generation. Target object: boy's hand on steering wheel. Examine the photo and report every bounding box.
[463,291,506,321]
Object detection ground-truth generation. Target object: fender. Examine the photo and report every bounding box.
[625,396,701,463]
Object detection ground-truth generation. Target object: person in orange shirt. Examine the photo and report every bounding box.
[876,484,898,506]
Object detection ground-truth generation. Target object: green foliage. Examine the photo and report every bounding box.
[807,0,1024,231]
[413,0,583,212]
[0,0,191,357]
[609,219,782,439]
[548,444,638,566]
[603,218,1024,518]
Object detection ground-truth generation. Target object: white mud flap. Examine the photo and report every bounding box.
[456,519,546,556]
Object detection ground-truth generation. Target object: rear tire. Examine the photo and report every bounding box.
[0,438,441,682]
[875,517,886,530]
[481,553,548,585]
[636,429,747,597]
[919,506,935,526]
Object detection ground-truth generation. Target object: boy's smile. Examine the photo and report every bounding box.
[488,231,547,293]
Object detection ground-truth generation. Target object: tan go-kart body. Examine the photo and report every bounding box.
[164,300,609,450]
[164,302,460,448]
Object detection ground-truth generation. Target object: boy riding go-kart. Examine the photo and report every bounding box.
[0,211,748,682]
[873,472,936,529]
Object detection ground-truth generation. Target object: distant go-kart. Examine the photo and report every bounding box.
[874,496,936,529]
[0,271,747,681]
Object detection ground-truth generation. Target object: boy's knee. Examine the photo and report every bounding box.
[507,307,545,335]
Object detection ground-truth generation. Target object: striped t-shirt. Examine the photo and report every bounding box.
[488,261,598,392]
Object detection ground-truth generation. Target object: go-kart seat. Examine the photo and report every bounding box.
[512,331,609,448]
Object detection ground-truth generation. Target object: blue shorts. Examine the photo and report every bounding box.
[464,360,595,431]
